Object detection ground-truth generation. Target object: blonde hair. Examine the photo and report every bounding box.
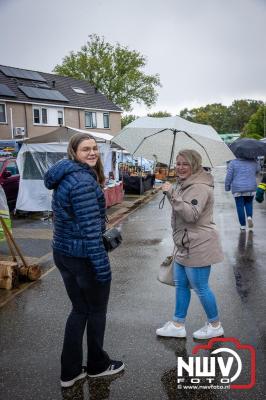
[176,149,202,174]
[67,133,106,186]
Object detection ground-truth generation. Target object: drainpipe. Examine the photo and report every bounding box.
[10,107,14,139]
[24,103,28,137]
[78,109,81,128]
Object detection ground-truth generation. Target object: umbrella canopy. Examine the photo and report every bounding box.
[230,138,266,159]
[112,116,234,168]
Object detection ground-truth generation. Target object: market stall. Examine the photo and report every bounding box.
[154,166,176,180]
[122,173,155,195]
[115,151,155,194]
[16,126,123,211]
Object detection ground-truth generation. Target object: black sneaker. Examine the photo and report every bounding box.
[87,360,125,378]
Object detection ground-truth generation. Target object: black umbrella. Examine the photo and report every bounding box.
[229,138,266,159]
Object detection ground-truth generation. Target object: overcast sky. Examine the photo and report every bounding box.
[0,0,265,115]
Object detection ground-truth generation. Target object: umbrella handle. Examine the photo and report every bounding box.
[159,193,166,209]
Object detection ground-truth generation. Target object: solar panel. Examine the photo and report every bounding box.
[18,86,69,102]
[0,84,16,97]
[0,66,46,82]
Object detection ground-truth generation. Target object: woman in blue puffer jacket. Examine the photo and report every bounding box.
[225,158,260,230]
[44,133,124,388]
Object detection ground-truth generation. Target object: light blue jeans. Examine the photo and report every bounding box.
[173,262,219,323]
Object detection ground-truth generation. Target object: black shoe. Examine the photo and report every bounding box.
[87,360,124,378]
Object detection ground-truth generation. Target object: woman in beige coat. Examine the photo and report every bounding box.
[156,149,224,340]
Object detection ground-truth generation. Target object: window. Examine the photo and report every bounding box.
[0,103,7,123]
[33,106,64,126]
[33,107,48,124]
[33,108,40,124]
[58,110,63,125]
[85,111,97,128]
[42,108,47,124]
[6,161,19,176]
[103,112,110,128]
[72,87,86,94]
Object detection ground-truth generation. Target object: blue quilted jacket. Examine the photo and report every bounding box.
[44,159,111,282]
[225,158,260,194]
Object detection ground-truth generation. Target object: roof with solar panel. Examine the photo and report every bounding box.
[0,65,121,112]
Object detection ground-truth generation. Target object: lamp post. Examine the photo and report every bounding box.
[263,102,266,137]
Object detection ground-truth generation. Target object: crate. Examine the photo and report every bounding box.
[0,261,18,290]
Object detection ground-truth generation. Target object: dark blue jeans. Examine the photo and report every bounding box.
[234,196,254,226]
[53,250,111,381]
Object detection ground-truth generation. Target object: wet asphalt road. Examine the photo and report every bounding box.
[0,167,266,400]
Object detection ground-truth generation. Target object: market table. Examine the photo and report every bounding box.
[104,182,124,208]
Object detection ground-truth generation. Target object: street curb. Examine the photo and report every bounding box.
[107,187,161,228]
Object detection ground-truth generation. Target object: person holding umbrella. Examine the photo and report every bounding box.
[226,138,266,230]
[225,157,260,230]
[156,149,224,340]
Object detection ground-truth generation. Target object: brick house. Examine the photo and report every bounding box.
[0,65,122,140]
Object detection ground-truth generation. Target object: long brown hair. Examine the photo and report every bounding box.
[67,133,106,186]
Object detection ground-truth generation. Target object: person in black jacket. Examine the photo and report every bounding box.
[44,133,124,388]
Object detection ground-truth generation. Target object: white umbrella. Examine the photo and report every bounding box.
[112,116,235,168]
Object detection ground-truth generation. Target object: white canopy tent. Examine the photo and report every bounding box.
[16,126,114,211]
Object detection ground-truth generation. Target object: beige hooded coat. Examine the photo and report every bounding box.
[166,168,223,267]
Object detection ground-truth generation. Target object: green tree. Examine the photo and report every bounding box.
[242,105,266,138]
[180,103,230,133]
[179,108,194,121]
[121,114,138,128]
[228,99,263,132]
[53,34,161,111]
[147,111,172,118]
[179,99,263,133]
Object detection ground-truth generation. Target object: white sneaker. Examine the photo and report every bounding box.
[193,322,224,340]
[247,217,253,230]
[156,321,186,338]
[240,226,246,231]
[60,368,87,388]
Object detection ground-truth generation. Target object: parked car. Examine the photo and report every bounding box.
[0,157,20,209]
